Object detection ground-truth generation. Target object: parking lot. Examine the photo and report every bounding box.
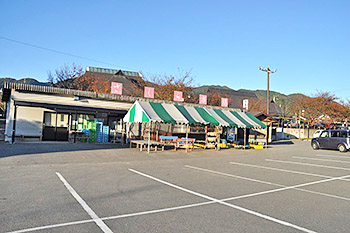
[2,140,350,233]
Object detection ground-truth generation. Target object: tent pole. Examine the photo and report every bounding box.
[147,121,151,154]
[244,127,247,150]
[217,126,221,151]
[128,122,131,147]
[186,124,189,153]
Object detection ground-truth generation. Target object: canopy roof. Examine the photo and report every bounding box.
[123,101,266,128]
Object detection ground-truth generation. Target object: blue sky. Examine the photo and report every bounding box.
[1,0,349,100]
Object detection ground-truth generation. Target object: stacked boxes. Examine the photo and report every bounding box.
[74,119,109,143]
[102,126,109,143]
[87,120,97,142]
[81,129,90,136]
[96,122,103,142]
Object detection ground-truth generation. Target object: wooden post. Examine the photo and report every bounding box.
[147,121,151,154]
[244,127,247,150]
[205,125,208,149]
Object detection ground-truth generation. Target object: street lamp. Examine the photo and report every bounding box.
[259,67,277,115]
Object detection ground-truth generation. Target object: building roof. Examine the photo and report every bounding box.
[0,82,242,112]
[269,100,283,116]
[86,66,142,78]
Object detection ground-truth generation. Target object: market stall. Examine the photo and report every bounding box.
[123,100,267,152]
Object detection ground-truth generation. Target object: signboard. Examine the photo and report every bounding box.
[199,94,207,105]
[221,98,228,108]
[144,87,154,99]
[111,82,123,95]
[227,128,236,142]
[174,91,183,102]
[243,99,249,110]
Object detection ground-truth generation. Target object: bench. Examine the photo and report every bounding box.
[159,136,178,151]
[174,138,196,151]
[159,136,178,145]
[18,135,42,141]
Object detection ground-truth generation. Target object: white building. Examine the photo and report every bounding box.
[1,82,135,143]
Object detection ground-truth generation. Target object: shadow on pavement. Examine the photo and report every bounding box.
[269,140,295,145]
[0,142,128,159]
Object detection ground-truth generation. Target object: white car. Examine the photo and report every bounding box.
[313,130,322,138]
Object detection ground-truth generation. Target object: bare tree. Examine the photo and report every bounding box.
[47,63,85,89]
[144,69,197,101]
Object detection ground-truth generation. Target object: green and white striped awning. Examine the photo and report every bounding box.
[123,101,266,129]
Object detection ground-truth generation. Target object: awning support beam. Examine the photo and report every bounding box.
[11,103,18,144]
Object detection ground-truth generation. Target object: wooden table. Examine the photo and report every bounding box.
[130,140,165,151]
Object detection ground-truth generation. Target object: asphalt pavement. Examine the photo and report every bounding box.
[1,140,350,233]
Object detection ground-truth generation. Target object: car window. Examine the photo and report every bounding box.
[331,131,340,137]
[320,131,329,138]
[340,131,348,138]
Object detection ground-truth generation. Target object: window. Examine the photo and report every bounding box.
[71,114,95,130]
[320,131,329,138]
[331,131,340,137]
[340,131,348,138]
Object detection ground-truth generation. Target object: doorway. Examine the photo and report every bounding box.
[42,112,69,141]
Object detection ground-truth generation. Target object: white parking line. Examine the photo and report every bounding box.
[316,154,350,159]
[186,165,350,201]
[266,159,350,171]
[12,169,350,233]
[9,219,95,233]
[186,165,278,186]
[230,161,335,179]
[129,168,319,233]
[293,156,350,164]
[8,201,219,233]
[56,172,113,233]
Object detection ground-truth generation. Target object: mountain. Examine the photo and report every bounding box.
[0,77,50,86]
[237,89,306,106]
[190,85,258,108]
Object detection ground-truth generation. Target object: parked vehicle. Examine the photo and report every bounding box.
[312,130,322,138]
[311,130,350,152]
[312,123,325,129]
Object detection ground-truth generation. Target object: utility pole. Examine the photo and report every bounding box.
[259,67,277,115]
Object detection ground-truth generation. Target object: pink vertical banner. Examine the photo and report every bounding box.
[144,87,154,99]
[199,94,207,105]
[174,91,183,102]
[221,98,228,107]
[111,82,123,95]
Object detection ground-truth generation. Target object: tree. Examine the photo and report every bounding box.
[249,98,266,113]
[47,63,112,93]
[75,72,111,94]
[289,91,349,124]
[207,92,232,107]
[144,69,197,101]
[47,63,85,89]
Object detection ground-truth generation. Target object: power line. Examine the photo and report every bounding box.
[0,36,138,71]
